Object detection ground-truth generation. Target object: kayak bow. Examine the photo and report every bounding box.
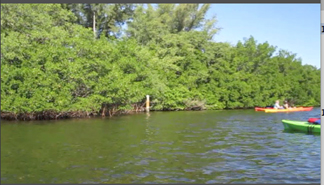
[282,119,320,134]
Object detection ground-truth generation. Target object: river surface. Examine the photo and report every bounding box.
[1,108,321,184]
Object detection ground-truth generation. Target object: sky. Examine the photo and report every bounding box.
[206,4,320,68]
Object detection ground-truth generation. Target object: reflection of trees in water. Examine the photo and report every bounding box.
[145,112,153,144]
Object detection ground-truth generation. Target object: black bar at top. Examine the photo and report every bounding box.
[0,184,321,185]
[0,0,320,3]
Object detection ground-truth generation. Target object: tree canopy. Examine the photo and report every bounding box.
[1,4,320,120]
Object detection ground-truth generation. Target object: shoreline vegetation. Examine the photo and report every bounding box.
[2,106,320,122]
[1,4,320,121]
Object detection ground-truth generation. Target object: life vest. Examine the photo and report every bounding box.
[314,119,321,125]
[308,118,320,123]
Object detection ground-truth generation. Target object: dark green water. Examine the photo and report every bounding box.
[1,108,321,183]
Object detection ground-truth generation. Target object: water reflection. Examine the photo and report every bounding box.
[1,108,321,183]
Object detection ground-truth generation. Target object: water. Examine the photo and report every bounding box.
[1,108,320,183]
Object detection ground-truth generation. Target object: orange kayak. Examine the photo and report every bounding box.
[264,107,313,113]
[254,107,274,111]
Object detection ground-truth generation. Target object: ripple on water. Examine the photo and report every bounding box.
[135,160,149,166]
[183,141,196,144]
[1,109,320,184]
[143,157,157,161]
[66,165,84,170]
[154,175,172,179]
[111,174,123,178]
[137,173,149,178]
[124,171,133,175]
[184,135,200,138]
[183,168,196,172]
[206,180,218,184]
[159,141,174,145]
[92,167,109,171]
[170,177,195,182]
[168,152,192,156]
[159,146,172,150]
[100,178,109,182]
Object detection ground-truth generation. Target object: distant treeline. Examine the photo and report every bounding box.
[1,4,320,120]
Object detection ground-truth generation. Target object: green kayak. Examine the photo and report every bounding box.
[282,120,321,134]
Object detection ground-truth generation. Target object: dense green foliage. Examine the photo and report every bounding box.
[1,4,320,119]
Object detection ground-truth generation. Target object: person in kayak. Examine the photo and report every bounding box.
[283,100,290,109]
[273,100,284,109]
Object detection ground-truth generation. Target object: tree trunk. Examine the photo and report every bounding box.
[101,105,106,117]
[93,12,96,38]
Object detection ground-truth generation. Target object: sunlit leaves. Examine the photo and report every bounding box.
[1,4,320,117]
